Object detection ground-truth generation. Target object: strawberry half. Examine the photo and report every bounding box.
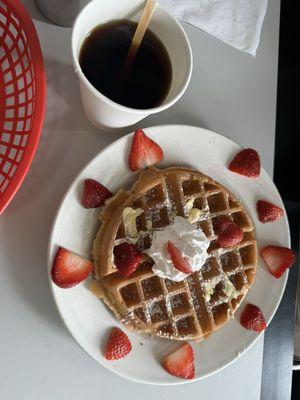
[51,247,93,288]
[240,304,266,333]
[166,241,193,274]
[228,148,261,178]
[128,129,164,171]
[256,200,284,223]
[260,246,295,279]
[215,219,243,248]
[105,327,132,361]
[162,343,195,380]
[113,243,143,277]
[82,178,112,209]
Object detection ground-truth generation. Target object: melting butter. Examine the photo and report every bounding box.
[185,198,202,223]
[122,207,144,238]
[203,284,215,302]
[185,198,195,213]
[222,279,239,300]
[188,208,202,224]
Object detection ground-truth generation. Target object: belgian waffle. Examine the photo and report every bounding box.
[92,167,257,341]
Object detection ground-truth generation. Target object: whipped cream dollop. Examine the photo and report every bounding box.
[146,216,210,282]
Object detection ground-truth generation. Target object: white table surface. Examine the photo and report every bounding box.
[0,0,280,398]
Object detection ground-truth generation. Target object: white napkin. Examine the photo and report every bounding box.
[160,0,268,56]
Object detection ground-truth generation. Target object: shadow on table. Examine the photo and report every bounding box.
[15,57,122,206]
[22,0,50,24]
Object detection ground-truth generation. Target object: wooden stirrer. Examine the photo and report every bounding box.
[122,0,157,74]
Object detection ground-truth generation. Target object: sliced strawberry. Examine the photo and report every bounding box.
[240,304,266,333]
[214,217,231,232]
[51,247,93,288]
[128,129,164,171]
[228,148,261,178]
[215,219,243,248]
[162,343,195,380]
[82,178,112,209]
[260,246,295,279]
[256,200,283,223]
[113,243,143,277]
[105,327,132,361]
[166,241,193,274]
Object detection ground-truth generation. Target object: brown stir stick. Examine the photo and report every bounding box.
[122,0,157,75]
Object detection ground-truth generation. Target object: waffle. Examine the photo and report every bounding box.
[92,167,257,341]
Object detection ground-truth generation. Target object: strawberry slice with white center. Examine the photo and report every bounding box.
[105,327,132,361]
[51,247,93,288]
[260,246,295,279]
[166,241,193,274]
[162,343,195,380]
[128,129,164,171]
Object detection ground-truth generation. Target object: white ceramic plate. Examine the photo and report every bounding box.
[48,125,290,385]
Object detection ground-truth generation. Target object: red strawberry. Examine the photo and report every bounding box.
[105,327,132,361]
[162,343,195,380]
[166,241,193,274]
[51,247,93,288]
[215,219,243,248]
[82,179,112,208]
[260,246,295,279]
[228,148,261,178]
[256,200,283,223]
[128,129,164,171]
[240,304,266,333]
[113,243,143,277]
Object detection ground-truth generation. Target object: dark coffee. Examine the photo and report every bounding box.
[79,20,172,109]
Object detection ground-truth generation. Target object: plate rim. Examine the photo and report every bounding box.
[47,124,290,385]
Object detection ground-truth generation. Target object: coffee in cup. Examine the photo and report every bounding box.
[79,19,172,110]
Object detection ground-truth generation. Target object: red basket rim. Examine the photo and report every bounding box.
[0,0,46,214]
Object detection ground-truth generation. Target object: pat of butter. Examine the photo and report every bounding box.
[122,207,144,238]
[203,283,215,302]
[185,198,202,223]
[188,208,201,224]
[222,279,239,300]
[146,219,152,231]
[185,198,195,213]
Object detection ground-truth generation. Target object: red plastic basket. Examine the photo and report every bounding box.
[0,0,45,214]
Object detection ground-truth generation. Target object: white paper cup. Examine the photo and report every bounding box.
[71,0,193,131]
